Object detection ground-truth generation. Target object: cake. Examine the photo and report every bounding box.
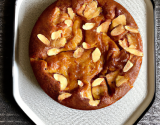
[29,0,143,110]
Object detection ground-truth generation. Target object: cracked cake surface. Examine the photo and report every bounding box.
[29,0,143,110]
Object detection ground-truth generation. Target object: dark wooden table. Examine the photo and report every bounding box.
[0,0,159,124]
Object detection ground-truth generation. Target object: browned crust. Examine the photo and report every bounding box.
[29,0,143,110]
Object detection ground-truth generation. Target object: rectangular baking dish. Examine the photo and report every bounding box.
[13,0,155,125]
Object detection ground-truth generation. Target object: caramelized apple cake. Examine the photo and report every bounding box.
[29,0,143,110]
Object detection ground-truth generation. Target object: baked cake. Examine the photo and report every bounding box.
[29,0,143,110]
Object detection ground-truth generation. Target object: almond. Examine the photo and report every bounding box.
[73,47,84,58]
[106,70,119,85]
[82,42,91,49]
[51,38,67,48]
[119,38,128,49]
[47,48,61,56]
[64,20,73,27]
[51,30,62,40]
[92,86,105,100]
[77,3,87,16]
[111,15,126,28]
[54,74,68,90]
[89,99,100,106]
[97,20,111,33]
[92,78,104,87]
[111,24,125,36]
[127,34,137,49]
[125,26,139,33]
[87,7,102,20]
[123,60,133,72]
[78,80,83,87]
[92,48,101,62]
[116,76,129,87]
[37,34,50,45]
[82,23,95,30]
[58,93,72,101]
[84,1,97,18]
[52,7,61,24]
[67,8,75,19]
[125,47,143,56]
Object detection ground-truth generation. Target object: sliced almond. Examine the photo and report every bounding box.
[89,99,100,106]
[126,34,137,49]
[111,15,126,28]
[111,24,125,36]
[47,48,61,56]
[84,1,97,18]
[67,8,75,19]
[64,20,73,27]
[77,3,87,16]
[92,48,101,62]
[92,86,105,100]
[123,60,133,72]
[116,76,129,87]
[54,74,68,90]
[92,78,104,87]
[106,70,119,85]
[51,38,67,48]
[78,80,83,87]
[129,54,134,60]
[52,7,61,24]
[97,20,111,33]
[37,34,50,45]
[82,23,95,30]
[125,26,139,33]
[58,93,72,101]
[51,30,62,40]
[73,47,84,58]
[86,7,102,20]
[82,42,91,49]
[119,38,128,49]
[125,47,143,56]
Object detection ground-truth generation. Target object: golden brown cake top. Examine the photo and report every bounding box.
[29,0,143,110]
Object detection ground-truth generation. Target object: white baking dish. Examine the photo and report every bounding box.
[13,0,155,124]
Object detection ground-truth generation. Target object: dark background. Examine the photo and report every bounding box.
[0,0,159,124]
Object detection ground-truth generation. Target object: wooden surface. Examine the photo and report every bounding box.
[0,0,159,124]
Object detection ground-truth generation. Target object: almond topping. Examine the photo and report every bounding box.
[47,48,61,56]
[84,1,97,18]
[92,86,105,100]
[92,78,104,87]
[37,34,50,45]
[82,42,91,49]
[77,3,87,16]
[87,7,102,20]
[67,8,75,19]
[92,48,101,62]
[127,34,137,49]
[64,20,73,27]
[73,47,84,58]
[54,74,68,90]
[97,20,111,33]
[111,15,126,28]
[119,38,128,49]
[51,38,67,48]
[125,47,143,56]
[123,60,133,72]
[78,80,83,87]
[111,24,125,36]
[125,26,139,33]
[89,99,100,106]
[52,7,60,24]
[58,93,72,101]
[51,30,62,40]
[82,23,95,30]
[116,76,129,87]
[106,70,119,85]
